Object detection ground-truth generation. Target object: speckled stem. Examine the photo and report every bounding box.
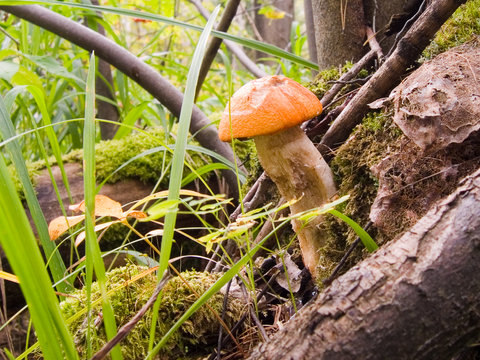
[254,126,337,277]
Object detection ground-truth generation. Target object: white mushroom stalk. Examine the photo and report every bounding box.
[219,76,337,278]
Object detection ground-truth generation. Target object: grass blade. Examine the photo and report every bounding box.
[158,4,221,276]
[3,0,318,70]
[328,209,378,252]
[83,51,122,360]
[0,152,78,360]
[0,95,70,293]
[146,216,291,359]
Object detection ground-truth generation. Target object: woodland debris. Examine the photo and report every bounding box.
[369,38,480,238]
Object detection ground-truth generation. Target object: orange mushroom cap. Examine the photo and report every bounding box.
[218,75,323,141]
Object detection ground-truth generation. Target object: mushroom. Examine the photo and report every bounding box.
[219,75,337,278]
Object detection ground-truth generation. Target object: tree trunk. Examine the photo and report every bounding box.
[87,0,120,140]
[312,0,409,70]
[254,0,294,65]
[304,0,318,75]
[312,0,367,70]
[249,167,480,359]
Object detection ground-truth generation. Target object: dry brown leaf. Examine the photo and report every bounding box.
[68,195,124,218]
[48,215,85,241]
[125,210,148,219]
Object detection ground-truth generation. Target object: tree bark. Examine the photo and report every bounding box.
[249,166,480,360]
[312,0,367,70]
[312,0,410,70]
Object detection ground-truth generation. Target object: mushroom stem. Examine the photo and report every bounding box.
[254,126,337,278]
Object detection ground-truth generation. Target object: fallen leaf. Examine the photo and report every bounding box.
[48,215,85,241]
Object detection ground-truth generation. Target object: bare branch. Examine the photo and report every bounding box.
[194,0,242,100]
[189,0,267,79]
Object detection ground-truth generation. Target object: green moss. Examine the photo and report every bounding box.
[56,265,244,360]
[307,62,369,99]
[315,111,404,283]
[11,128,209,199]
[423,0,480,59]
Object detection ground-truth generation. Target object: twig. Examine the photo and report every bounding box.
[239,2,264,42]
[188,0,267,79]
[320,49,376,107]
[305,94,354,138]
[327,74,373,86]
[386,0,428,58]
[230,172,273,222]
[250,304,268,341]
[217,279,233,360]
[239,277,268,341]
[193,0,242,100]
[90,271,173,360]
[365,26,384,62]
[209,271,281,360]
[322,221,372,286]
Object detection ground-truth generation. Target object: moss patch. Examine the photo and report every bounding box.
[307,62,369,99]
[315,111,404,281]
[423,0,480,59]
[11,128,209,199]
[56,265,244,360]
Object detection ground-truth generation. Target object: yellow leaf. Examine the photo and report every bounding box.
[130,189,220,210]
[0,270,19,283]
[70,195,124,218]
[264,9,285,19]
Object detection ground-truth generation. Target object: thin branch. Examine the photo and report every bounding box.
[216,279,233,360]
[0,4,244,200]
[193,0,242,100]
[320,49,376,107]
[230,172,273,221]
[365,26,384,61]
[189,0,267,79]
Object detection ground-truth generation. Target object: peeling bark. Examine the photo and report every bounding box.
[249,167,480,360]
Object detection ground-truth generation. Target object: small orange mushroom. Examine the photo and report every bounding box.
[219,75,337,278]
